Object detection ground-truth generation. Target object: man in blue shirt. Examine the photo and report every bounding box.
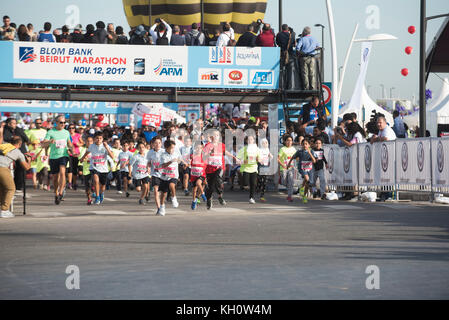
[296,27,320,90]
[392,110,406,138]
[37,22,56,42]
[143,123,158,143]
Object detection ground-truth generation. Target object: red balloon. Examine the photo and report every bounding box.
[98,114,104,121]
[408,26,416,34]
[401,68,409,76]
[405,46,413,55]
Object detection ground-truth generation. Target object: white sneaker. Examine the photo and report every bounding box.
[117,191,123,194]
[1,211,15,218]
[171,197,179,208]
[249,198,256,204]
[15,190,23,195]
[159,205,166,216]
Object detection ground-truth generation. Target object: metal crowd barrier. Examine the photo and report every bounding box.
[323,137,449,198]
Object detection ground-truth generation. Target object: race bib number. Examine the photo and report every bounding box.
[55,139,67,149]
[301,161,313,171]
[137,164,147,173]
[209,155,222,167]
[163,166,176,178]
[92,155,105,166]
[191,166,204,177]
[315,151,324,160]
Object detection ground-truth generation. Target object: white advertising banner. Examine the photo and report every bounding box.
[373,141,396,186]
[341,145,358,186]
[358,143,376,186]
[13,42,188,83]
[396,139,432,186]
[324,145,342,185]
[431,138,449,188]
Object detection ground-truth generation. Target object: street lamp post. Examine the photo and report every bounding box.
[315,24,325,81]
[380,84,385,99]
[419,0,426,137]
[390,87,396,99]
[279,0,283,32]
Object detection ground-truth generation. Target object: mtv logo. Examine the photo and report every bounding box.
[19,47,36,63]
[252,71,273,85]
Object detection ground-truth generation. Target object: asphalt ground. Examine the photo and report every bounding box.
[1,184,449,300]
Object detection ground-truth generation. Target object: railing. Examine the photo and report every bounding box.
[322,138,449,198]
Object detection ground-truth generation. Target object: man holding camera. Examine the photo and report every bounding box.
[296,27,320,90]
[150,18,172,45]
[0,15,16,41]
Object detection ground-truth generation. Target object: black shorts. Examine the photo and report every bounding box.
[179,164,191,176]
[49,157,69,174]
[151,176,163,187]
[67,156,79,174]
[160,178,178,193]
[135,176,150,187]
[191,176,205,184]
[90,170,108,185]
[120,171,131,180]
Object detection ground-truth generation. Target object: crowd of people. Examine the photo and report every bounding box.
[0,15,320,91]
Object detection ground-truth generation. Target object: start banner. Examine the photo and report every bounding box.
[0,42,279,90]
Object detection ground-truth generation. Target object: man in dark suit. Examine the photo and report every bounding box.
[236,24,257,47]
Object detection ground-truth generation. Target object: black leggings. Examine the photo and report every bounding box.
[243,172,258,199]
[258,175,268,197]
[206,170,224,200]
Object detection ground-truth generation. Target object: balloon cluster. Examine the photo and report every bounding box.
[402,26,415,76]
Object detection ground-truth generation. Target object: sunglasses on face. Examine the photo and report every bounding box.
[69,127,75,129]
[59,121,66,124]
[35,122,42,125]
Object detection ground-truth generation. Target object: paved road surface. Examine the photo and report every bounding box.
[1,187,449,299]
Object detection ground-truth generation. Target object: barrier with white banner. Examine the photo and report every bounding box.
[323,138,449,195]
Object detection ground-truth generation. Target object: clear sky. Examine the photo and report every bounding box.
[1,0,448,103]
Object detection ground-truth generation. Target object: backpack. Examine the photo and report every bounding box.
[156,30,169,45]
[0,143,16,156]
[116,35,128,44]
[190,32,202,46]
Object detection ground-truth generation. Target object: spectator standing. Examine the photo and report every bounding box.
[256,22,275,47]
[53,28,61,42]
[130,25,149,45]
[150,19,172,45]
[94,21,108,44]
[2,118,30,191]
[115,26,128,44]
[300,96,325,125]
[82,24,98,43]
[296,27,320,90]
[236,24,257,47]
[206,29,221,46]
[276,24,295,64]
[185,23,205,46]
[17,24,30,41]
[70,24,84,43]
[312,121,330,144]
[392,110,406,138]
[170,25,186,46]
[0,136,31,218]
[0,15,16,41]
[107,23,117,44]
[60,25,71,43]
[37,22,56,42]
[335,122,367,147]
[27,23,38,41]
[216,23,235,47]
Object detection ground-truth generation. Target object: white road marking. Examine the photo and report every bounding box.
[89,210,128,215]
[27,212,67,217]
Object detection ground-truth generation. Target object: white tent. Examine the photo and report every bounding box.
[339,85,394,126]
[403,77,449,130]
[428,92,449,137]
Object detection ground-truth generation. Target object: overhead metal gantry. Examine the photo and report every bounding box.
[0,84,319,105]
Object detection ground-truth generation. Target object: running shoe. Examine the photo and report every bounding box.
[87,199,93,205]
[61,189,66,200]
[206,198,212,210]
[196,198,201,204]
[126,192,130,198]
[99,193,104,204]
[94,196,101,205]
[139,199,145,205]
[172,197,179,208]
[145,196,150,203]
[218,197,226,206]
[260,197,266,202]
[159,205,166,216]
[184,189,190,196]
[117,191,123,194]
[55,195,60,205]
[249,198,256,204]
[201,193,207,202]
[287,196,293,202]
[191,200,197,210]
[303,196,308,204]
[67,183,72,190]
[1,210,15,218]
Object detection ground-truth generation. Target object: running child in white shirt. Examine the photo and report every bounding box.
[146,136,165,215]
[79,132,115,205]
[128,142,151,205]
[118,141,133,198]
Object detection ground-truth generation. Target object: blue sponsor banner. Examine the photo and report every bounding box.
[0,42,279,90]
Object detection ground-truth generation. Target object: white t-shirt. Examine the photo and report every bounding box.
[180,146,192,164]
[351,132,367,144]
[118,151,133,173]
[146,148,165,178]
[378,126,397,141]
[88,144,109,173]
[160,152,180,181]
[130,153,149,180]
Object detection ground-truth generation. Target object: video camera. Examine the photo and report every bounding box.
[366,110,385,135]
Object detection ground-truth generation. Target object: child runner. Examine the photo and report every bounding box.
[160,140,185,215]
[278,135,297,202]
[287,138,317,204]
[80,132,114,205]
[78,136,94,205]
[118,141,133,198]
[190,142,207,210]
[110,139,122,194]
[312,138,328,200]
[237,135,260,204]
[128,142,150,205]
[180,137,192,196]
[147,136,165,215]
[258,138,273,202]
